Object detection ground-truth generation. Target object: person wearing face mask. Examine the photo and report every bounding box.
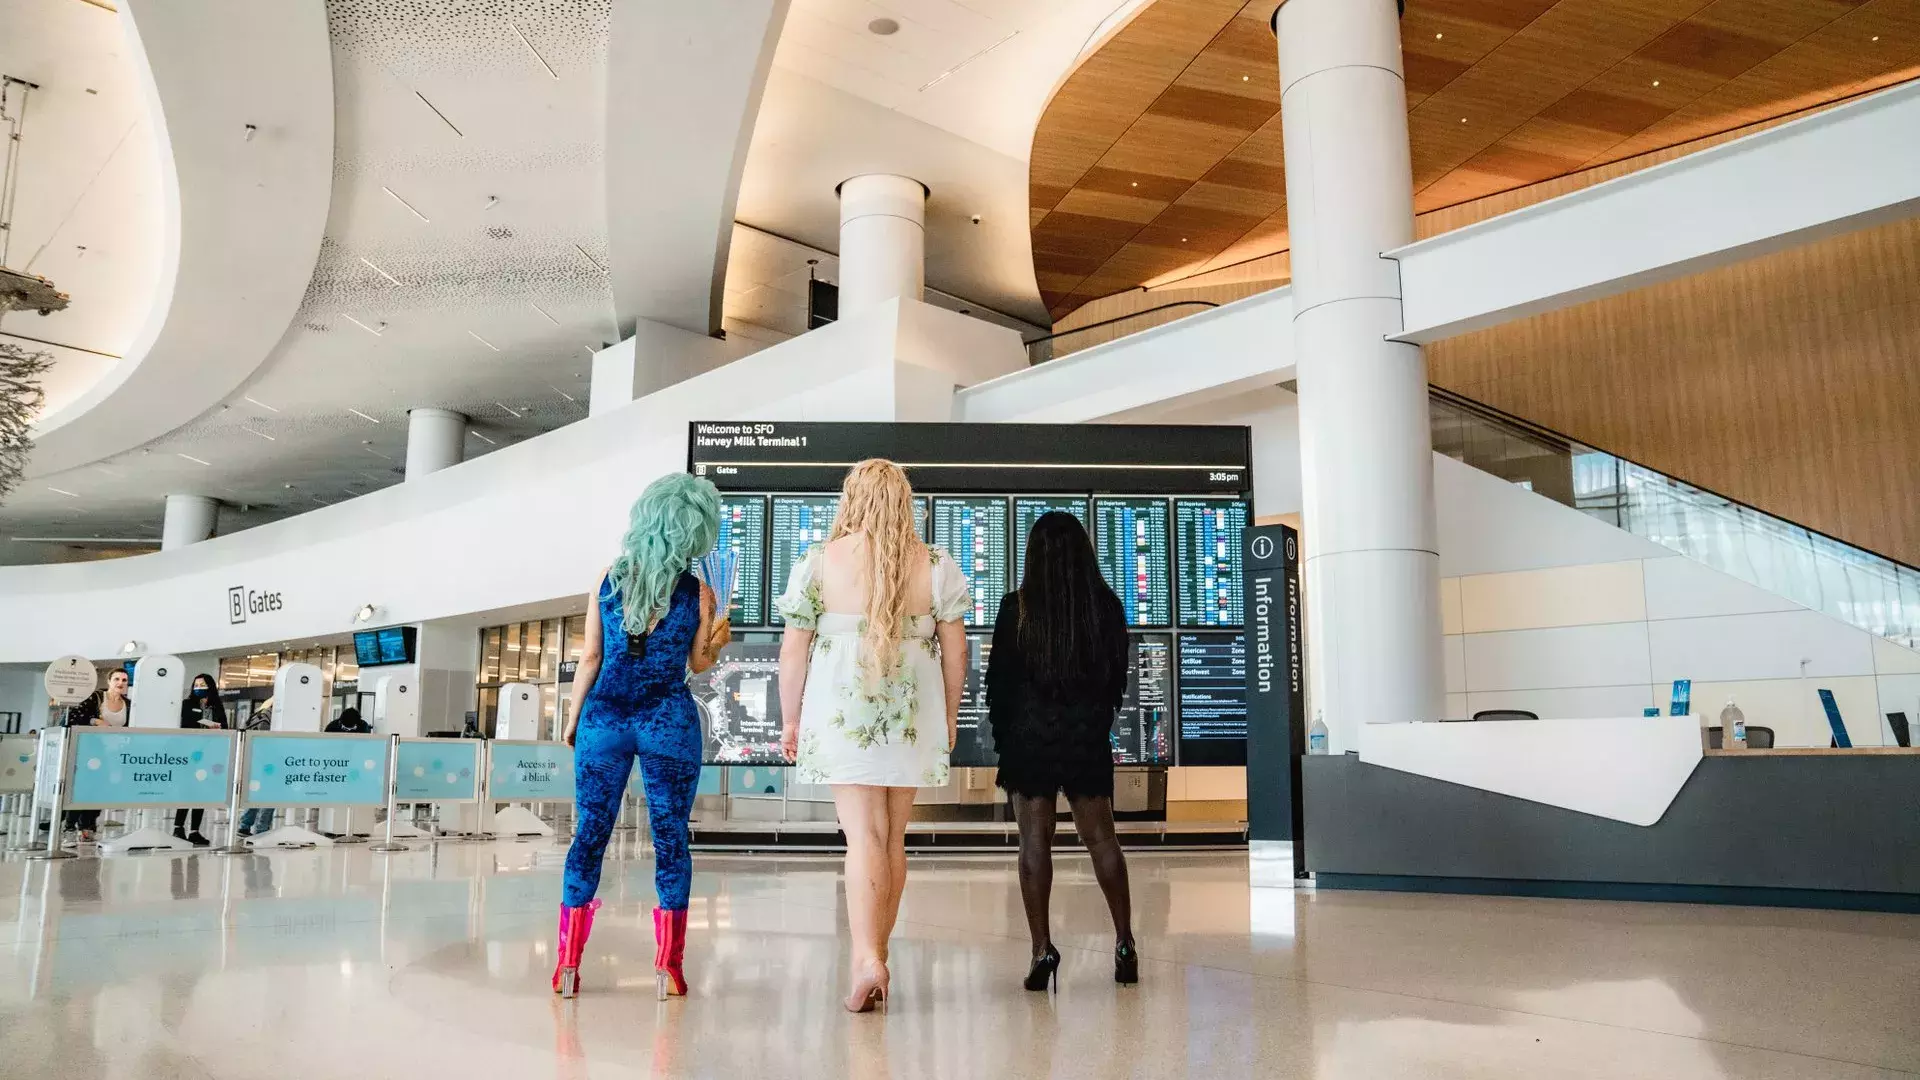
[174,673,227,846]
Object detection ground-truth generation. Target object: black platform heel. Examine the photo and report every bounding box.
[1114,941,1138,985]
[1024,944,1061,992]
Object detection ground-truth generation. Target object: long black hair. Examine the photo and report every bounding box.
[1016,511,1127,696]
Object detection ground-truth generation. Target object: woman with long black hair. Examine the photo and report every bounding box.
[986,510,1137,991]
[174,673,227,845]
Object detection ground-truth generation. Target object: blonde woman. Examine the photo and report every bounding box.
[778,459,970,1012]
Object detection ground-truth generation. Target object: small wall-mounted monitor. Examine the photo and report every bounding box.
[354,625,417,667]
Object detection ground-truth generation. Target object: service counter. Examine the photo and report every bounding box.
[1305,718,1920,912]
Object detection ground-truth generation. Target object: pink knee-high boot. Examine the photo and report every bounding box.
[553,899,601,997]
[653,907,689,999]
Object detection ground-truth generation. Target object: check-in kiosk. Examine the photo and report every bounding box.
[496,682,541,741]
[374,674,420,737]
[252,663,333,847]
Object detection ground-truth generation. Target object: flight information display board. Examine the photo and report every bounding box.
[931,497,1009,627]
[769,496,838,625]
[1094,499,1171,627]
[1011,496,1089,584]
[1114,635,1174,764]
[1176,499,1249,628]
[951,634,997,768]
[913,496,928,539]
[716,495,768,626]
[1177,632,1247,766]
[693,638,785,764]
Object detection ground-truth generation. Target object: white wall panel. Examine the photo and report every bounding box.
[1439,577,1463,635]
[1466,685,1654,721]
[1445,693,1468,721]
[1435,455,1667,578]
[1648,611,1874,683]
[1460,561,1645,633]
[1442,634,1466,695]
[1873,635,1920,676]
[1641,556,1802,621]
[1463,622,1652,692]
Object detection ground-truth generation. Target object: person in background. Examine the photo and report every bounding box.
[326,706,372,733]
[173,673,227,846]
[986,511,1138,991]
[63,669,131,842]
[776,459,971,1013]
[235,703,275,838]
[556,472,730,1000]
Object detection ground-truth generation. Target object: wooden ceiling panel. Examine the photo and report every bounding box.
[1030,0,1920,321]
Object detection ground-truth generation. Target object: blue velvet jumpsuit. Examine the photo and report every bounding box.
[562,573,703,911]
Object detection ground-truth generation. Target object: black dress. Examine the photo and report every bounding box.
[985,592,1128,800]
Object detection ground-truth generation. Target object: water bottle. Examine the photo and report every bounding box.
[1307,710,1329,755]
[1721,698,1746,750]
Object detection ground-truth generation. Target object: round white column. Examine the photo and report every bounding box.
[161,494,218,550]
[1275,0,1443,751]
[836,173,926,318]
[405,407,468,481]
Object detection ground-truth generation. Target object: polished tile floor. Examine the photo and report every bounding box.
[2,837,1917,1079]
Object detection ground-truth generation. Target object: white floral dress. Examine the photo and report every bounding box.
[778,546,973,787]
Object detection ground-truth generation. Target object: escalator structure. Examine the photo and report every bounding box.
[1429,387,1920,652]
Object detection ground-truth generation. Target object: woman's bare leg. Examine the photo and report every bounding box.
[877,786,916,959]
[833,784,891,977]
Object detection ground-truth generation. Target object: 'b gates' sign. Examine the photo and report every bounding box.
[488,741,574,801]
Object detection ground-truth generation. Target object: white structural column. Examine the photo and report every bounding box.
[161,494,218,550]
[836,174,927,318]
[1274,0,1443,751]
[405,407,468,481]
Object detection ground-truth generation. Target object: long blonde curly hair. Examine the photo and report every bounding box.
[829,459,925,686]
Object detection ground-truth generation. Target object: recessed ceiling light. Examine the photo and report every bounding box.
[341,313,386,336]
[468,329,501,351]
[1435,32,1444,39]
[1460,117,1468,123]
[495,402,522,418]
[472,430,497,445]
[47,486,80,498]
[1242,75,1249,81]
[1131,181,1138,187]
[529,301,560,325]
[177,453,211,466]
[1180,237,1187,242]
[348,408,382,424]
[242,426,276,442]
[572,243,607,274]
[1871,35,1880,42]
[244,395,279,413]
[1652,79,1661,87]
[381,185,430,223]
[868,17,899,35]
[359,257,405,286]
[509,21,559,79]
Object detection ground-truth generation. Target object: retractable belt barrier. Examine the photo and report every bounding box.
[9,727,575,856]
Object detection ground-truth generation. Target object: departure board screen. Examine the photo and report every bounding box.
[1011,496,1090,584]
[769,496,838,625]
[1176,499,1248,628]
[931,497,1009,627]
[693,637,785,764]
[716,495,767,626]
[1177,632,1247,766]
[950,634,998,768]
[1094,499,1171,627]
[1113,634,1174,764]
[913,496,929,539]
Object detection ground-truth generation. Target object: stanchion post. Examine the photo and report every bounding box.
[26,729,75,861]
[370,734,408,853]
[212,731,250,856]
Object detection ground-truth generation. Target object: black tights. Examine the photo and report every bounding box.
[174,808,203,834]
[1011,793,1134,957]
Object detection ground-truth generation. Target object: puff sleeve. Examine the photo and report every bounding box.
[775,547,826,630]
[930,546,975,625]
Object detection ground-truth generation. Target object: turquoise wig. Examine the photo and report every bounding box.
[609,473,721,635]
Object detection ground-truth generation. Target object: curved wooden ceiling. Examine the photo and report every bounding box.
[1029,0,1920,321]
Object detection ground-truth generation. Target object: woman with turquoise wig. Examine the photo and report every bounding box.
[553,472,731,1000]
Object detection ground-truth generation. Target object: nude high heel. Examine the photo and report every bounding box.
[844,958,888,1013]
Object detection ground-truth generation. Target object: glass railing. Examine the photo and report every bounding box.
[1023,301,1220,365]
[1430,387,1920,650]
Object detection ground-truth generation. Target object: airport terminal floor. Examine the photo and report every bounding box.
[3,841,1918,1079]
